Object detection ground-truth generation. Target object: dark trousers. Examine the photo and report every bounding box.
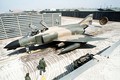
[40,68,46,75]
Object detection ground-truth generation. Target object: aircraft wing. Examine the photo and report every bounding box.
[54,36,106,43]
[66,37,106,43]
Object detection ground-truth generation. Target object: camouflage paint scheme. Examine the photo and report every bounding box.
[4,14,108,54]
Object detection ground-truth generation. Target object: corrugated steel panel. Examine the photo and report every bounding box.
[43,13,53,27]
[2,16,20,38]
[0,13,61,39]
[30,14,43,30]
[18,15,31,36]
[0,17,7,39]
[53,13,61,26]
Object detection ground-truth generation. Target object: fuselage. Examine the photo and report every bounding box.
[4,24,87,50]
[19,24,86,46]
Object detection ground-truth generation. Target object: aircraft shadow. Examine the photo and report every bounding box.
[80,44,96,49]
[8,43,95,56]
[7,42,58,56]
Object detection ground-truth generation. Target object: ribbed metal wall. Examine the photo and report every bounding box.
[0,13,61,40]
[0,17,6,39]
[18,15,31,36]
[2,16,21,38]
[30,14,43,30]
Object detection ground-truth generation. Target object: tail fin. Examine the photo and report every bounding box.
[79,14,93,25]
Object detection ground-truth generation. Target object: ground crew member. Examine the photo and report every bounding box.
[37,58,47,75]
[25,73,31,80]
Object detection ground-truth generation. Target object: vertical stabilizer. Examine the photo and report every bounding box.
[79,14,93,25]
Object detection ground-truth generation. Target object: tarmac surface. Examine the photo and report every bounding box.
[0,16,120,80]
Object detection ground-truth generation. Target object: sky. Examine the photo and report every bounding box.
[0,0,120,13]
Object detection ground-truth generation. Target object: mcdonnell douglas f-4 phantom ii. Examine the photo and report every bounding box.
[4,14,108,54]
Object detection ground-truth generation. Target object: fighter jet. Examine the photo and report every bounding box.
[4,14,108,54]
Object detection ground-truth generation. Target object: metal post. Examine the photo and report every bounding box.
[16,16,22,36]
[52,13,54,26]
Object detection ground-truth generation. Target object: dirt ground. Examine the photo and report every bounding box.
[0,16,120,80]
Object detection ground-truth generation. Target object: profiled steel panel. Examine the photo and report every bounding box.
[0,13,61,39]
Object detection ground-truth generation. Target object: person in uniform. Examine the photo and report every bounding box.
[25,73,31,80]
[37,58,47,75]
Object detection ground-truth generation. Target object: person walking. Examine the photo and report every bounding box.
[25,73,31,80]
[37,58,47,75]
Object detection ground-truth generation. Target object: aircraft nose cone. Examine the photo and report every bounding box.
[4,40,20,50]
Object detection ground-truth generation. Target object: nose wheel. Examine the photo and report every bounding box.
[26,46,31,54]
